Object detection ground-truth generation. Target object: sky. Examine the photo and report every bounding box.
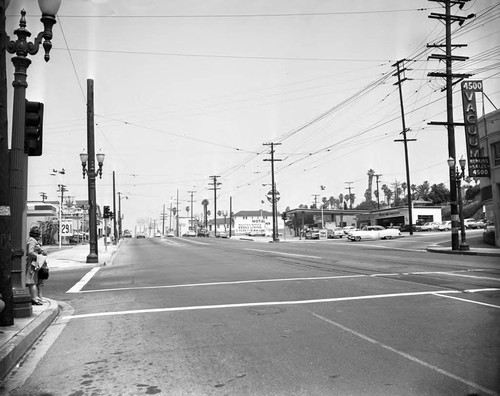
[5,0,500,231]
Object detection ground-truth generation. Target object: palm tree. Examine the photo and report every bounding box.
[201,199,209,227]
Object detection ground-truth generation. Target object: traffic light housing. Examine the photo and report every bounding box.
[281,212,287,220]
[103,206,110,218]
[25,100,44,156]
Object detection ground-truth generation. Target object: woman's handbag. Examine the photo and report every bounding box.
[38,261,49,280]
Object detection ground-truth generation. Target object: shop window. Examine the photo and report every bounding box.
[492,141,500,166]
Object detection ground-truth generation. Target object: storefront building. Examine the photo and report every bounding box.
[478,108,500,246]
[356,204,442,228]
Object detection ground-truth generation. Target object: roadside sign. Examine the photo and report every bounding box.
[266,190,280,203]
[60,219,73,236]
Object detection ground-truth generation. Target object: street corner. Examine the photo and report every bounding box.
[0,299,59,382]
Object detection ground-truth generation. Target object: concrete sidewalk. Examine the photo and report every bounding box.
[0,238,121,382]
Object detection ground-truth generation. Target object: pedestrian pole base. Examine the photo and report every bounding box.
[459,243,470,251]
[13,288,32,318]
[86,253,99,263]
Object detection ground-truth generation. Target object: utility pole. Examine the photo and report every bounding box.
[229,196,233,237]
[427,0,474,250]
[176,189,179,237]
[345,182,354,209]
[188,190,196,232]
[112,172,117,244]
[169,198,173,233]
[39,192,47,202]
[208,176,221,236]
[374,174,382,209]
[263,142,281,242]
[393,59,416,235]
[312,194,320,209]
[161,204,166,235]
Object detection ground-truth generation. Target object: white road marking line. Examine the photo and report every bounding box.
[311,312,497,396]
[433,293,500,308]
[74,274,367,294]
[246,248,322,259]
[62,288,500,321]
[66,267,100,293]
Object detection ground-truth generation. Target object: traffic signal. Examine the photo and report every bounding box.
[281,212,287,220]
[25,100,44,156]
[103,206,110,218]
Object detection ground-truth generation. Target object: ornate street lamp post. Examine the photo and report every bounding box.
[5,0,61,318]
[448,157,469,251]
[80,145,105,263]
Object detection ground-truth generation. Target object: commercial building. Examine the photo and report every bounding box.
[478,108,500,246]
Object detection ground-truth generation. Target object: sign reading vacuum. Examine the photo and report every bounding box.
[461,80,490,177]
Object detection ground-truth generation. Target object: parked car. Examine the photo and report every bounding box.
[343,226,356,235]
[400,224,419,232]
[304,228,320,240]
[197,228,210,237]
[327,227,344,238]
[122,230,132,238]
[182,230,196,237]
[464,218,478,229]
[154,232,161,238]
[475,220,488,229]
[166,231,175,237]
[438,221,452,231]
[347,226,401,241]
[420,222,440,231]
[216,231,228,238]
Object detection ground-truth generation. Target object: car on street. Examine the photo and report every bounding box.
[420,222,440,231]
[154,232,161,238]
[438,221,452,231]
[182,230,196,237]
[197,228,209,237]
[122,230,132,238]
[327,227,344,238]
[166,231,175,237]
[304,228,320,240]
[347,225,401,241]
[136,232,146,238]
[464,218,479,229]
[216,231,228,238]
[342,226,356,235]
[399,224,419,232]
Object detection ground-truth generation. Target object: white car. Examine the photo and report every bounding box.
[420,222,440,231]
[327,227,344,238]
[463,218,478,229]
[348,226,401,241]
[438,221,452,231]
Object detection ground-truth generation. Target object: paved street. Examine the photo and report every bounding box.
[1,234,499,395]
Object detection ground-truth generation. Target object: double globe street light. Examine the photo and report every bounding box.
[80,149,105,263]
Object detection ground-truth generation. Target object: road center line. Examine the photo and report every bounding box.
[310,312,497,396]
[66,267,100,293]
[62,288,500,321]
[245,248,322,259]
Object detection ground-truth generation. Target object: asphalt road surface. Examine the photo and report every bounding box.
[2,234,499,395]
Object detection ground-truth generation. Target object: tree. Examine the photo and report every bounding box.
[428,183,450,205]
[365,169,375,202]
[415,181,431,201]
[381,184,393,206]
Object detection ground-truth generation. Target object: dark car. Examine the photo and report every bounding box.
[123,230,132,238]
[197,228,209,237]
[136,233,146,238]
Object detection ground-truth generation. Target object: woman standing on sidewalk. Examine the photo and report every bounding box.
[26,226,47,305]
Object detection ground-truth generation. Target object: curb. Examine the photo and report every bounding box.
[0,299,59,382]
[426,246,500,257]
